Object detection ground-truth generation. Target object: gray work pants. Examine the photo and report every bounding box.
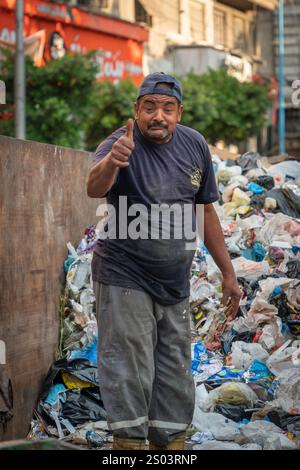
[93,282,195,446]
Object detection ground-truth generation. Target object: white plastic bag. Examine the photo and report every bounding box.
[240,420,297,450]
[192,410,240,441]
[267,339,300,375]
[231,341,269,370]
[232,257,270,282]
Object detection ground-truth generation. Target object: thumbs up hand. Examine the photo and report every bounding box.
[109,119,135,168]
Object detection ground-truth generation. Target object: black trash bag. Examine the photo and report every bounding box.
[214,404,251,422]
[60,388,107,426]
[40,358,99,400]
[37,358,106,429]
[236,152,261,173]
[250,194,266,210]
[237,277,254,300]
[269,291,290,320]
[249,272,285,298]
[265,188,300,218]
[221,328,255,355]
[286,259,300,279]
[253,175,275,190]
[268,409,300,432]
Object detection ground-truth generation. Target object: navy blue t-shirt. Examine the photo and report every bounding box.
[91,122,219,305]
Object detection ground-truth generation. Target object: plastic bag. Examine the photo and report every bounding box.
[205,382,258,409]
[267,160,300,180]
[257,213,294,246]
[192,409,240,441]
[236,151,261,173]
[243,359,274,390]
[240,420,297,450]
[60,388,106,426]
[232,188,251,207]
[232,257,270,282]
[273,368,300,414]
[230,342,269,370]
[214,403,248,423]
[265,188,300,218]
[206,367,244,386]
[69,337,98,365]
[264,197,277,210]
[241,242,266,262]
[193,441,263,450]
[253,175,275,190]
[247,182,265,194]
[267,340,300,375]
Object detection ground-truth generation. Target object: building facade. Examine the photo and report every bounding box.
[0,0,148,85]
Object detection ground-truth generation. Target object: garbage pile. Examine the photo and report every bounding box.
[189,152,300,450]
[28,226,110,448]
[29,152,300,450]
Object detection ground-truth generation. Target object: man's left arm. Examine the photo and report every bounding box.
[203,203,241,318]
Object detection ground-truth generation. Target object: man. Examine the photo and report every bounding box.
[87,72,241,450]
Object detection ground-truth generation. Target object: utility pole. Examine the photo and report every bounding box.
[278,0,285,154]
[15,0,26,139]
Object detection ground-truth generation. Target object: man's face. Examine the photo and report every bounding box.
[134,93,183,144]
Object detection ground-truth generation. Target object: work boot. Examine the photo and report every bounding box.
[149,432,186,451]
[113,437,145,450]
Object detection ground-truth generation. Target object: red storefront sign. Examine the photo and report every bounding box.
[0,0,148,85]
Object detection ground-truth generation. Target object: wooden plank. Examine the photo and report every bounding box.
[0,136,99,441]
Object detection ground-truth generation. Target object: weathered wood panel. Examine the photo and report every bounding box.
[0,136,99,440]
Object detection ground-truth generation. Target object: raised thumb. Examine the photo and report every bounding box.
[126,118,134,141]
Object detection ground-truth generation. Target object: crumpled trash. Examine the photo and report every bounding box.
[264,197,277,210]
[192,409,240,441]
[59,388,106,427]
[204,382,258,410]
[243,359,274,390]
[232,257,270,282]
[250,194,266,210]
[240,420,297,450]
[190,431,214,444]
[206,367,244,386]
[286,259,300,279]
[267,160,300,180]
[241,242,266,262]
[214,403,249,423]
[224,188,251,215]
[247,182,265,194]
[230,342,269,370]
[265,188,300,218]
[253,175,275,190]
[236,151,261,173]
[193,441,262,450]
[267,339,300,375]
[69,336,97,365]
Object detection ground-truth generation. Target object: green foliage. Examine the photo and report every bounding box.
[84,79,137,150]
[180,68,272,145]
[0,49,98,148]
[0,51,271,149]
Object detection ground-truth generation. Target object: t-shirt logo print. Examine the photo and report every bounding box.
[190,168,202,190]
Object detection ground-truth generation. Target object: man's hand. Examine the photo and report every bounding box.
[109,118,135,168]
[221,275,241,320]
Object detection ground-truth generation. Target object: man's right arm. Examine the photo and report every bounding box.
[87,119,134,198]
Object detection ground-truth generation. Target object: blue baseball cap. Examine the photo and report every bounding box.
[137,72,183,103]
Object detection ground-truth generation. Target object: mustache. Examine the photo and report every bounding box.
[148,122,168,129]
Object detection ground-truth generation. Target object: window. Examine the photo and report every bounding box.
[233,16,246,52]
[190,1,206,42]
[214,9,227,47]
[135,0,152,27]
